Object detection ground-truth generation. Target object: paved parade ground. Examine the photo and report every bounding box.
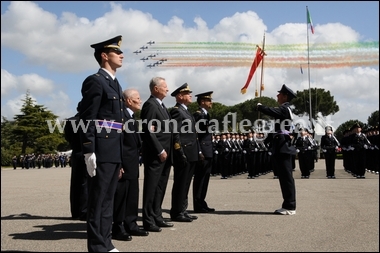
[1,160,379,252]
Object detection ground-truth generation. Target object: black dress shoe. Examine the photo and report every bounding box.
[144,225,162,232]
[112,232,132,241]
[156,220,174,227]
[194,208,209,213]
[184,213,198,220]
[205,207,215,212]
[171,215,193,222]
[129,229,149,236]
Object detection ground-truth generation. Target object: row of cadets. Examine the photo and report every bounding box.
[341,123,376,178]
[364,125,379,174]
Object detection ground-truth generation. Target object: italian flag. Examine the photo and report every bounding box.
[307,8,314,34]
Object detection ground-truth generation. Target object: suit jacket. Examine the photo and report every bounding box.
[170,103,200,162]
[140,95,174,164]
[64,113,82,156]
[79,69,125,163]
[257,102,296,155]
[121,109,142,180]
[193,107,213,158]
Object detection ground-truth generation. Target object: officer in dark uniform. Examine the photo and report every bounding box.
[79,35,125,252]
[169,83,200,222]
[192,91,216,213]
[64,102,88,221]
[256,84,297,215]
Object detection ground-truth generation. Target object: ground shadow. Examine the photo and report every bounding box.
[3,213,86,240]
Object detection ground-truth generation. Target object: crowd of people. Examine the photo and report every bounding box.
[11,35,377,252]
[12,153,70,170]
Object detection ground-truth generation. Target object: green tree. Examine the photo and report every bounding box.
[335,119,365,141]
[12,90,66,154]
[367,110,379,127]
[233,96,278,132]
[292,88,339,120]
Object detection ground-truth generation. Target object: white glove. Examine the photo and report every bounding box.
[225,148,229,152]
[254,148,258,152]
[296,149,300,153]
[268,151,272,156]
[350,146,355,150]
[84,153,97,177]
[214,150,219,154]
[232,149,236,152]
[243,150,247,154]
[307,146,311,150]
[322,149,327,153]
[335,146,339,150]
[364,144,368,149]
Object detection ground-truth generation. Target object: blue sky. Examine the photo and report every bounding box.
[1,1,379,131]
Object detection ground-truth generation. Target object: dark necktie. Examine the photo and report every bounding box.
[130,113,137,131]
[114,78,121,94]
[161,103,170,119]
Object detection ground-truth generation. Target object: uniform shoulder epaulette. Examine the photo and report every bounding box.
[94,73,100,77]
[173,106,178,109]
[196,110,201,113]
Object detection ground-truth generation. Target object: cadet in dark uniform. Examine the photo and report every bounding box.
[256,84,297,215]
[64,102,88,221]
[169,83,200,222]
[192,91,216,213]
[79,35,125,252]
[218,132,231,179]
[294,127,312,178]
[350,123,371,178]
[320,125,340,178]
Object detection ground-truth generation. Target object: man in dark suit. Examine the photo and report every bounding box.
[64,102,88,222]
[140,77,174,232]
[79,35,125,252]
[256,84,298,215]
[169,83,200,222]
[112,89,149,241]
[192,91,216,213]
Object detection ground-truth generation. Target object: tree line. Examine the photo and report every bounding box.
[1,89,378,166]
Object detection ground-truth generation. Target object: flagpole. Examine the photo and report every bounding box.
[306,6,314,134]
[258,33,265,120]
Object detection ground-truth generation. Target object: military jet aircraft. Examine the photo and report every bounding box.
[140,45,148,50]
[133,50,142,55]
[148,54,156,58]
[147,40,155,45]
[140,57,149,62]
[147,63,155,68]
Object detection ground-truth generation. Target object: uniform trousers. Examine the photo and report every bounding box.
[324,152,336,177]
[193,158,212,210]
[87,162,120,252]
[170,160,196,218]
[272,153,296,210]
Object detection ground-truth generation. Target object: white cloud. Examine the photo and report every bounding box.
[1,1,378,129]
